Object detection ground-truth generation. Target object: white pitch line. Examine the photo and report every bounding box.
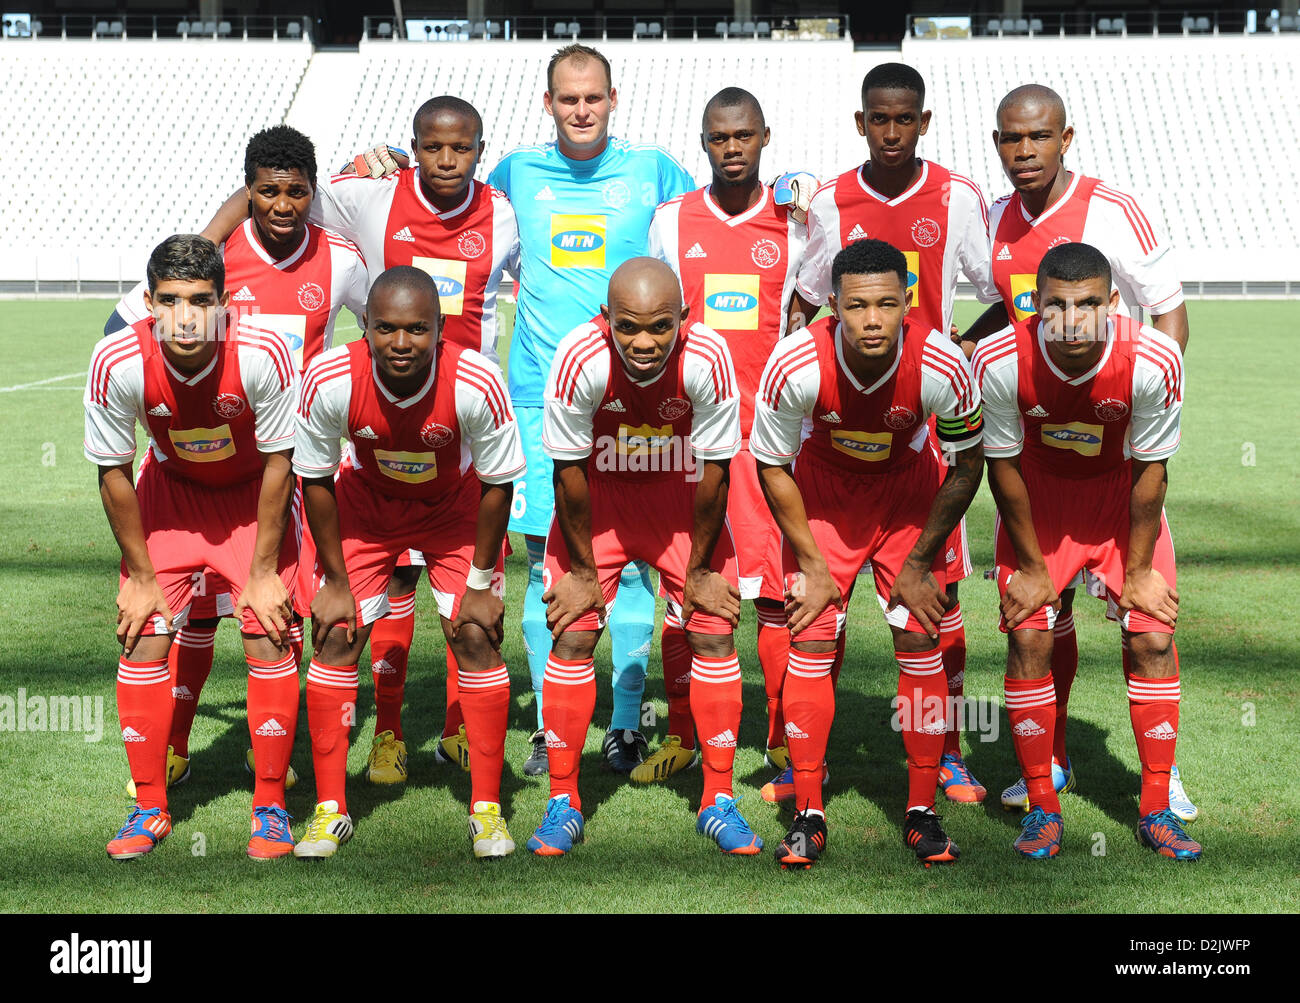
[0,372,83,393]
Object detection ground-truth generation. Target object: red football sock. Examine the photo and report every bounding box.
[247,652,299,810]
[660,613,695,748]
[938,605,966,758]
[167,625,215,758]
[1128,671,1180,817]
[305,660,358,814]
[369,590,413,740]
[689,651,743,808]
[1051,611,1077,764]
[782,649,836,813]
[756,604,789,750]
[897,649,948,811]
[1005,673,1059,814]
[117,656,173,810]
[541,655,596,812]
[444,647,464,737]
[459,662,510,807]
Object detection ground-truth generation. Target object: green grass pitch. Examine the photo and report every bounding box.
[0,297,1295,913]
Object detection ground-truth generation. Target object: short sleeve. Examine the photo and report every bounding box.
[1089,187,1185,316]
[293,351,351,478]
[920,332,983,452]
[241,344,297,453]
[970,333,1022,458]
[542,329,608,460]
[83,339,142,466]
[748,332,819,466]
[456,354,526,484]
[1129,330,1184,461]
[658,151,696,202]
[684,330,741,461]
[794,196,834,305]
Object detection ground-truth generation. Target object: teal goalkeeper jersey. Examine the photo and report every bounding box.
[487,137,695,405]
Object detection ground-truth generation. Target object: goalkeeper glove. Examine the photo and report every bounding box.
[773,171,819,224]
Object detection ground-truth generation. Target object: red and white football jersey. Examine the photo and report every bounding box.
[647,185,806,439]
[749,315,982,473]
[84,317,296,486]
[315,171,519,361]
[294,339,523,500]
[988,173,1184,323]
[543,317,741,482]
[796,160,997,335]
[972,314,1184,477]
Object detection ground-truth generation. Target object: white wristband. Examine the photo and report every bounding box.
[466,564,493,590]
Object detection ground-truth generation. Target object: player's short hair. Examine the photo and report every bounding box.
[547,43,612,93]
[367,265,440,316]
[861,62,926,108]
[146,234,225,296]
[412,95,484,142]
[244,124,317,188]
[1037,242,1112,289]
[831,238,908,296]
[996,84,1067,131]
[702,87,765,132]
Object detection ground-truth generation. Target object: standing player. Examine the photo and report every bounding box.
[528,258,761,856]
[750,240,984,869]
[971,242,1199,860]
[293,267,523,859]
[488,45,696,776]
[112,126,367,800]
[791,63,999,804]
[642,87,806,781]
[971,84,1195,818]
[86,234,300,859]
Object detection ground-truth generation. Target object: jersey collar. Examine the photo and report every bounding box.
[411,171,476,222]
[243,218,311,269]
[856,160,929,206]
[1018,170,1080,227]
[701,184,771,226]
[1036,315,1115,385]
[834,320,902,395]
[372,351,437,408]
[161,345,220,386]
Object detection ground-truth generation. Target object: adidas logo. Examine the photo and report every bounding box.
[171,685,194,701]
[947,670,964,691]
[354,425,379,439]
[255,718,288,737]
[601,398,626,412]
[1145,721,1177,740]
[996,244,1013,261]
[684,242,707,259]
[534,186,556,201]
[847,223,867,242]
[818,411,842,424]
[1013,717,1046,737]
[784,721,809,740]
[945,548,957,564]
[629,639,652,658]
[674,672,692,685]
[391,226,415,242]
[544,728,567,749]
[147,403,172,418]
[121,726,145,743]
[918,721,947,736]
[231,285,256,302]
[372,657,395,675]
[706,729,737,749]
[1026,404,1049,418]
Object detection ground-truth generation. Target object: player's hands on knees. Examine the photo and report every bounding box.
[682,569,741,629]
[1001,566,1059,630]
[452,587,505,647]
[785,564,841,636]
[340,145,406,178]
[542,569,606,640]
[235,570,291,648]
[311,580,357,648]
[889,561,950,640]
[1118,567,1179,626]
[116,576,173,656]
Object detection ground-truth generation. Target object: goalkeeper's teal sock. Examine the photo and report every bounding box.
[521,538,553,732]
[608,561,654,731]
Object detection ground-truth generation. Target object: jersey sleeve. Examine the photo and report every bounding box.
[239,339,297,453]
[1129,329,1184,461]
[970,331,1022,458]
[455,352,526,484]
[293,350,352,478]
[486,155,513,198]
[794,191,834,305]
[657,150,696,202]
[646,203,678,272]
[328,233,370,323]
[542,328,608,460]
[105,280,150,336]
[684,326,741,460]
[311,173,389,241]
[952,178,999,304]
[1089,186,1185,316]
[920,331,983,452]
[83,336,143,466]
[748,331,819,465]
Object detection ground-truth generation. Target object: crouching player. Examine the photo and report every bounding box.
[531,257,762,856]
[971,243,1199,860]
[86,234,300,859]
[750,239,984,868]
[293,266,523,859]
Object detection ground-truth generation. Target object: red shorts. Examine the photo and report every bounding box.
[729,444,783,602]
[543,474,739,635]
[785,454,946,641]
[128,461,298,636]
[994,463,1177,634]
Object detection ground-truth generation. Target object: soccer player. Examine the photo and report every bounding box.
[488,45,696,776]
[973,84,1195,818]
[791,62,999,804]
[293,267,523,859]
[971,242,1199,860]
[750,239,984,869]
[86,234,300,860]
[528,257,762,856]
[112,126,368,799]
[643,87,806,783]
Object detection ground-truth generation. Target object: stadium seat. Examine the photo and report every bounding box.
[742,22,757,35]
[218,21,232,37]
[1195,17,1211,32]
[729,21,742,35]
[109,20,123,36]
[1283,16,1298,31]
[176,20,188,36]
[1015,19,1030,33]
[715,21,728,37]
[634,22,648,37]
[486,21,502,37]
[756,21,771,37]
[1030,18,1043,34]
[286,22,301,38]
[1098,18,1113,33]
[376,21,392,39]
[94,21,108,37]
[1112,18,1126,33]
[648,22,662,38]
[988,18,1002,35]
